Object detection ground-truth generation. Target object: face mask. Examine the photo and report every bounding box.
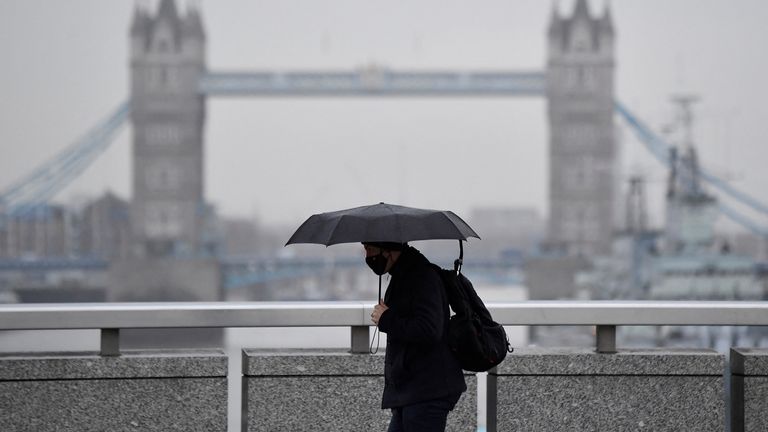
[365,253,388,275]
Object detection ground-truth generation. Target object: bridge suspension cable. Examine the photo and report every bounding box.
[615,100,768,237]
[0,101,130,218]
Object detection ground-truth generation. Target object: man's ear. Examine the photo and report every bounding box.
[386,250,400,262]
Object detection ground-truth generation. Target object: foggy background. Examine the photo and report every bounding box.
[1,0,767,233]
[1,3,767,430]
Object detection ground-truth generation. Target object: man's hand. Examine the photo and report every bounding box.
[371,299,389,326]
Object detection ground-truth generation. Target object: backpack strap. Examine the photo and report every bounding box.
[433,263,470,317]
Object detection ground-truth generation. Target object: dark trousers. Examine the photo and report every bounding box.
[386,393,461,432]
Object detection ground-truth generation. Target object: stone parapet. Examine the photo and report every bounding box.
[242,349,476,432]
[489,348,724,431]
[0,350,227,431]
[731,348,768,432]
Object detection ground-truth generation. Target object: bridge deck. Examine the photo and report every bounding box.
[200,70,546,96]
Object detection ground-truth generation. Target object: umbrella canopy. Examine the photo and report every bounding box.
[286,202,480,246]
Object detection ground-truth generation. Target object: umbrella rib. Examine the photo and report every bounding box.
[436,211,480,241]
[385,204,404,242]
[325,214,347,246]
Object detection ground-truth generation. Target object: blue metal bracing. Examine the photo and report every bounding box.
[615,100,768,237]
[223,266,330,289]
[0,102,130,218]
[200,70,546,97]
[0,258,108,271]
[220,256,524,289]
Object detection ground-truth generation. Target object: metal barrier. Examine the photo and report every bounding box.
[2,301,768,355]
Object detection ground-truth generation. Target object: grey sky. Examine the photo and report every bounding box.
[1,0,767,231]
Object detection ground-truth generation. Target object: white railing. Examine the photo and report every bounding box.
[2,301,767,355]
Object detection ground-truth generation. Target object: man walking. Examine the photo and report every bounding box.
[365,241,466,432]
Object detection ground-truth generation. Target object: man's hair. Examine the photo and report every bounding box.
[362,241,408,251]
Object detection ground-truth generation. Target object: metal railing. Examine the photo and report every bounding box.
[2,301,767,355]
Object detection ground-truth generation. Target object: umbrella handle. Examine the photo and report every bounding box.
[453,240,464,274]
[371,275,383,355]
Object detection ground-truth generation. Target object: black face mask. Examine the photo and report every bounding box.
[365,253,388,275]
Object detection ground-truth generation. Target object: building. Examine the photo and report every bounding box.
[649,141,763,302]
[110,1,223,334]
[78,192,131,259]
[129,0,207,257]
[0,205,71,259]
[546,0,617,256]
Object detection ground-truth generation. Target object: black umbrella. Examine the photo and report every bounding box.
[286,203,480,352]
[286,202,480,247]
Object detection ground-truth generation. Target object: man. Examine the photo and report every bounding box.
[365,241,466,432]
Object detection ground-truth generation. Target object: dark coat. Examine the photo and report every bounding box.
[377,246,466,409]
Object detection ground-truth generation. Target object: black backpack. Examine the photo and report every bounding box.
[432,263,513,372]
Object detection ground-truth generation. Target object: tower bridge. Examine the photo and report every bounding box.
[128,0,618,259]
[1,0,766,297]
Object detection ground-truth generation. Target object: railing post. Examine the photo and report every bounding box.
[596,325,617,353]
[350,326,370,354]
[100,328,120,356]
[486,367,498,432]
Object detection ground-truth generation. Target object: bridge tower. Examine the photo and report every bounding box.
[546,0,616,256]
[111,0,221,320]
[129,0,207,257]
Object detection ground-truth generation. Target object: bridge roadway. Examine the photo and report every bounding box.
[200,69,546,97]
[0,256,524,289]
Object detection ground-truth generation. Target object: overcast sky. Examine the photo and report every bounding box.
[1,0,767,233]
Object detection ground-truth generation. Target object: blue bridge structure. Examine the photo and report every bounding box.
[1,73,764,239]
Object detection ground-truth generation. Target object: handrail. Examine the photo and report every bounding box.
[0,301,371,330]
[2,301,768,330]
[2,301,768,355]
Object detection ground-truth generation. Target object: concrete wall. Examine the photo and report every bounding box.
[4,347,762,430]
[731,348,768,432]
[489,348,724,431]
[0,350,227,432]
[241,349,476,432]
